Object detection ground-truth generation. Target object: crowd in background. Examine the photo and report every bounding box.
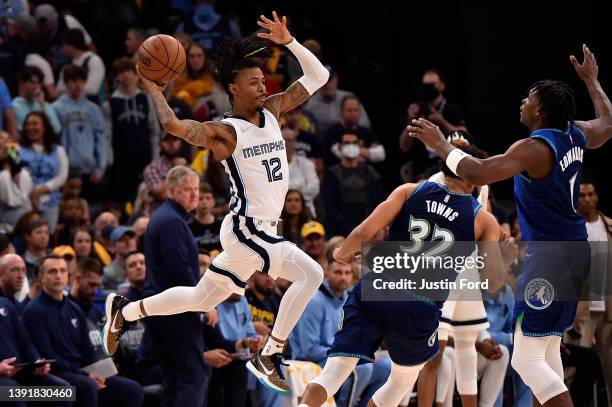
[0,1,610,407]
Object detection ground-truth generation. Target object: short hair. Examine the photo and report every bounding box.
[113,57,136,75]
[26,219,49,235]
[63,64,88,82]
[165,165,199,189]
[440,141,488,179]
[38,254,65,274]
[340,94,360,110]
[528,80,576,130]
[423,68,445,83]
[62,28,88,50]
[76,257,103,276]
[340,131,361,143]
[125,250,143,263]
[18,66,44,83]
[199,182,213,195]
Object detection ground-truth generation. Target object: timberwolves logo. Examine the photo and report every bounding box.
[524,278,555,310]
[428,329,438,347]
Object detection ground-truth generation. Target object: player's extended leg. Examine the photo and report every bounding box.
[511,324,572,407]
[102,271,233,356]
[299,356,359,407]
[454,329,479,407]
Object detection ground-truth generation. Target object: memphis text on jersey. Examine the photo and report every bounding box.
[559,146,584,172]
[242,140,285,159]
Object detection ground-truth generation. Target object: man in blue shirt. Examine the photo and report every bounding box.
[22,255,143,407]
[68,257,105,325]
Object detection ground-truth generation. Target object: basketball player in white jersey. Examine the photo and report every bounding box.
[102,12,329,395]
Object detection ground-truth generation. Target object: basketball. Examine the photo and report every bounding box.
[137,34,186,84]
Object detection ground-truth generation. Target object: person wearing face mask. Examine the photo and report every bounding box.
[421,69,468,134]
[321,131,384,237]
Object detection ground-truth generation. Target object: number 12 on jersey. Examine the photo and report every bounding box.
[261,158,283,182]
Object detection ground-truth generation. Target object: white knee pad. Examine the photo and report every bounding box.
[372,362,423,407]
[311,356,358,398]
[511,326,567,404]
[453,329,478,395]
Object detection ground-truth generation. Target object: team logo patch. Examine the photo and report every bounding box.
[524,278,555,310]
[428,329,438,347]
[71,318,79,328]
[0,307,7,317]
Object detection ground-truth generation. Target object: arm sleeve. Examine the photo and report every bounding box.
[83,55,105,97]
[159,220,199,286]
[92,106,108,173]
[11,304,40,361]
[285,39,330,95]
[44,146,68,192]
[22,307,75,372]
[368,144,386,162]
[289,301,328,363]
[147,95,161,158]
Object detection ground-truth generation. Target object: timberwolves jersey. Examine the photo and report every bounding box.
[514,124,588,241]
[220,109,289,221]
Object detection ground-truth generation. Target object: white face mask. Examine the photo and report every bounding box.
[342,143,360,159]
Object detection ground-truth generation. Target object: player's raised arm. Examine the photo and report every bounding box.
[258,11,330,119]
[333,184,417,264]
[475,210,516,293]
[571,44,612,148]
[138,69,237,159]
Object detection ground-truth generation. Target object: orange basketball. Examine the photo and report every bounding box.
[137,34,186,84]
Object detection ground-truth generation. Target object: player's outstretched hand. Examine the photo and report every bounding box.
[256,11,294,45]
[406,118,446,150]
[499,232,518,268]
[570,44,598,83]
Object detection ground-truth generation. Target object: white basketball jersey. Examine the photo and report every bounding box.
[221,109,289,220]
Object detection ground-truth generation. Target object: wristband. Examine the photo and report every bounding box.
[446,148,472,176]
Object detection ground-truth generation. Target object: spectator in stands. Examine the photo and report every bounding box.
[172,42,213,108]
[57,29,105,103]
[304,65,370,135]
[0,254,26,311]
[301,221,327,269]
[71,226,110,267]
[421,69,467,134]
[68,257,104,324]
[109,57,160,205]
[20,111,68,232]
[61,176,90,224]
[143,133,185,213]
[103,226,137,289]
[55,197,86,245]
[175,0,241,52]
[120,251,146,302]
[325,95,385,165]
[475,330,510,407]
[0,295,71,402]
[23,31,59,101]
[53,65,107,203]
[124,27,146,60]
[22,254,144,407]
[34,3,93,71]
[50,245,77,285]
[94,212,118,255]
[22,219,49,277]
[279,190,311,245]
[290,256,390,406]
[0,131,33,233]
[189,182,222,252]
[282,128,319,216]
[13,66,61,134]
[0,78,18,141]
[282,105,322,174]
[321,132,384,237]
[10,211,41,256]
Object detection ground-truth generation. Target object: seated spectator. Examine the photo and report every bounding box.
[0,131,33,233]
[421,69,468,134]
[19,112,68,233]
[278,190,311,245]
[55,197,87,245]
[50,245,77,285]
[301,221,327,269]
[109,58,160,206]
[119,251,146,302]
[143,133,185,213]
[325,95,385,166]
[321,132,384,237]
[189,182,222,252]
[53,65,107,204]
[22,254,144,407]
[22,219,50,278]
[198,248,212,275]
[68,257,104,325]
[70,226,109,267]
[103,226,137,289]
[57,29,105,103]
[93,212,119,255]
[0,78,18,140]
[13,66,61,134]
[290,257,390,406]
[9,211,41,256]
[0,296,71,402]
[124,27,146,61]
[282,105,322,174]
[282,128,319,217]
[304,65,370,135]
[0,254,27,312]
[172,42,214,108]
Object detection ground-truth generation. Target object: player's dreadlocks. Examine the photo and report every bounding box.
[528,80,577,131]
[214,32,273,103]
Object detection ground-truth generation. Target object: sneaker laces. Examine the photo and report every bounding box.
[270,353,289,380]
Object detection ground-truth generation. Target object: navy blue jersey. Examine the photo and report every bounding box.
[514,124,588,241]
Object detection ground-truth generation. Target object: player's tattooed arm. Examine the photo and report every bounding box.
[264,81,311,120]
[172,120,237,160]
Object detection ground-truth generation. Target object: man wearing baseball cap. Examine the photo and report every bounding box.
[102,226,136,289]
[301,221,327,268]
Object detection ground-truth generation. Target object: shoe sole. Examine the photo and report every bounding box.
[101,293,117,357]
[246,360,292,396]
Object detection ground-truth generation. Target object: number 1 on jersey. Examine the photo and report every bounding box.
[262,158,283,182]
